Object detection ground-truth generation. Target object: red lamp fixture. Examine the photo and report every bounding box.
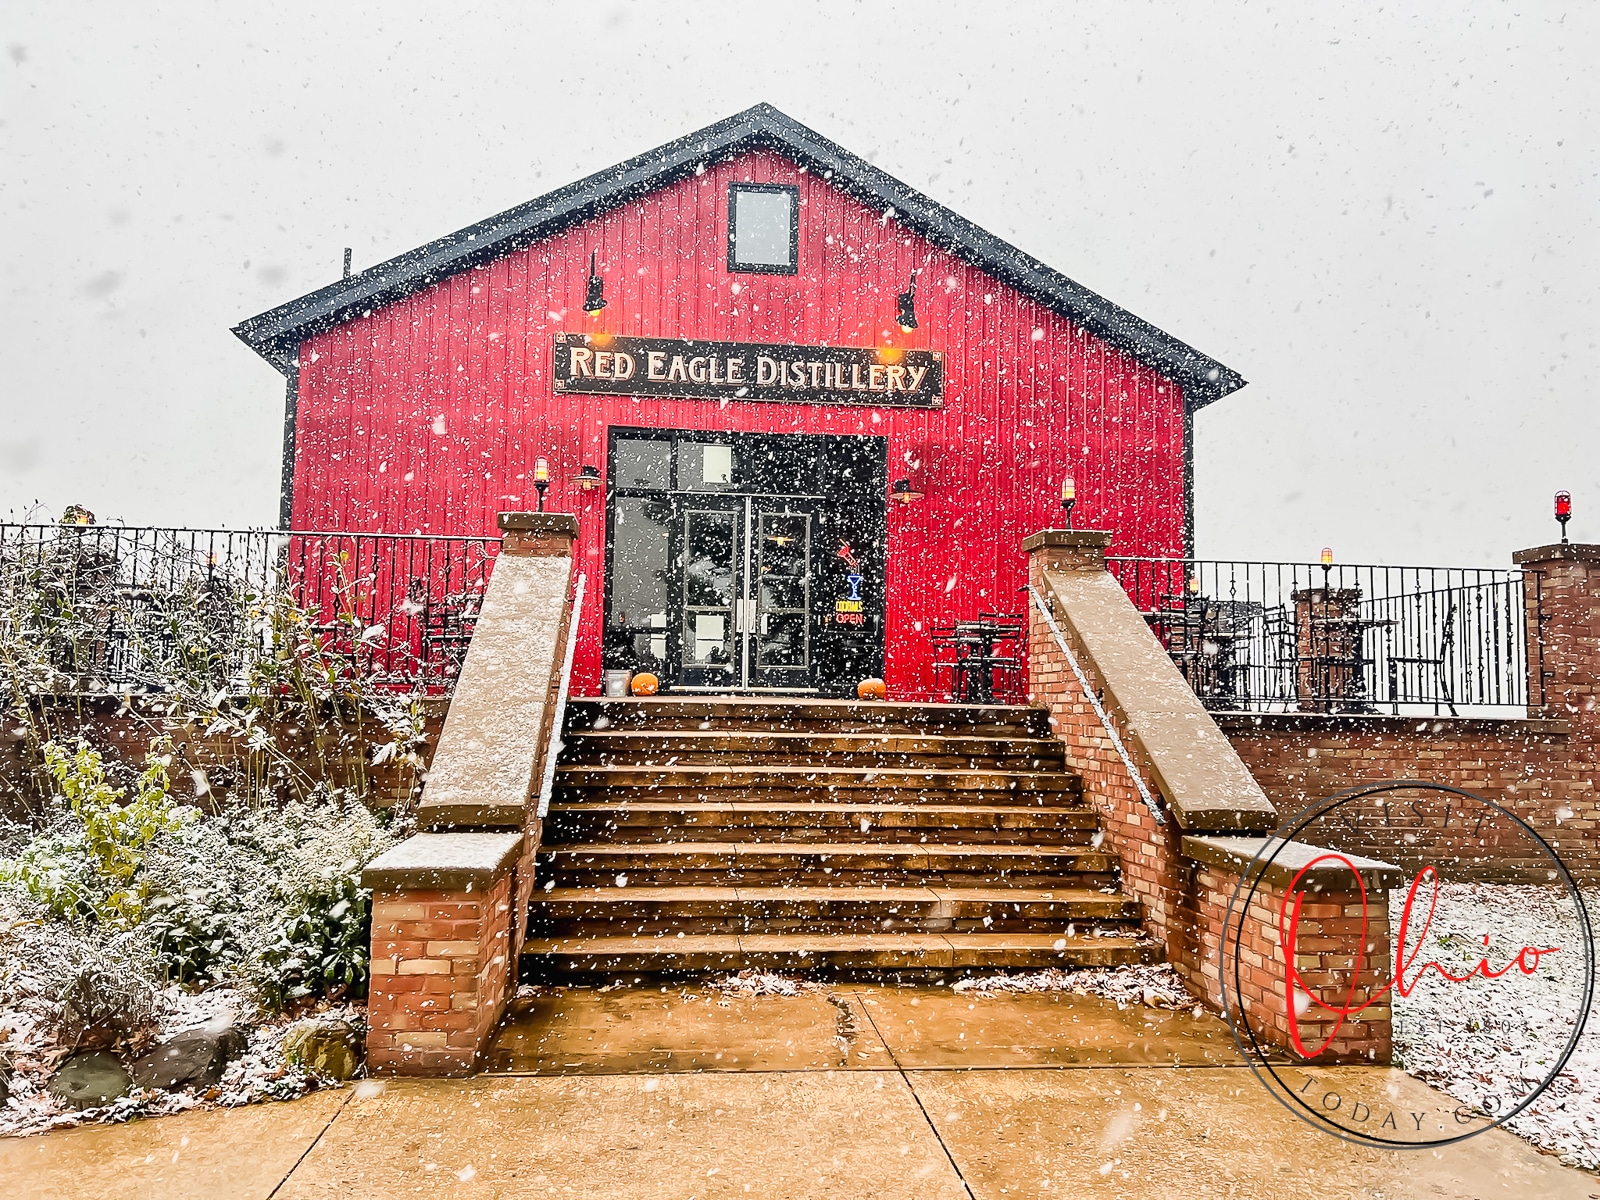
[533,457,551,511]
[1556,490,1572,544]
[574,464,603,493]
[1060,475,1076,530]
[890,478,923,506]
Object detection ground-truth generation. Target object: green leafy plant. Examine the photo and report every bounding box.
[256,867,374,1010]
[143,887,243,987]
[2,738,195,926]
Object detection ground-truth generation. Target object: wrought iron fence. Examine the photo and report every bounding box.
[1105,557,1531,715]
[0,523,500,695]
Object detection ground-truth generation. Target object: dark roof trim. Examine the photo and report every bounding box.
[233,103,1245,409]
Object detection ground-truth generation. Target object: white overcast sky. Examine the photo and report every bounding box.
[1,2,1594,566]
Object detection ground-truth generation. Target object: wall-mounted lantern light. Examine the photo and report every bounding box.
[890,478,924,506]
[534,457,551,511]
[574,464,603,493]
[1556,490,1572,544]
[583,251,607,315]
[896,270,918,332]
[1060,475,1076,530]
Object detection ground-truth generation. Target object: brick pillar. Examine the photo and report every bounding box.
[1515,542,1600,721]
[363,832,524,1076]
[1515,544,1599,850]
[1291,586,1362,712]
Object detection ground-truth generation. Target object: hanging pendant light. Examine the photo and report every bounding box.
[583,250,606,315]
[896,270,918,332]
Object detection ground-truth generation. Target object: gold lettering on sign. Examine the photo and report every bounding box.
[556,335,941,407]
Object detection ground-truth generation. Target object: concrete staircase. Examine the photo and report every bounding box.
[521,697,1150,979]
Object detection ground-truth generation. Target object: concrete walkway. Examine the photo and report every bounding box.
[7,986,1597,1198]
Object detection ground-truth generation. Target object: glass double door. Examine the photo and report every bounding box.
[678,495,818,691]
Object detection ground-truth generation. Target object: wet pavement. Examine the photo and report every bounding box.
[6,985,1597,1198]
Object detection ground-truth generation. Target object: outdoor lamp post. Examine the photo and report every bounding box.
[534,458,551,511]
[583,250,606,315]
[1320,546,1334,589]
[1556,490,1572,544]
[1060,476,1076,530]
[890,478,924,505]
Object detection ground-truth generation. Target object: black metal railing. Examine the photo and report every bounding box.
[0,523,500,695]
[1104,558,1531,715]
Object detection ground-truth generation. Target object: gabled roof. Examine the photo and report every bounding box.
[234,103,1245,408]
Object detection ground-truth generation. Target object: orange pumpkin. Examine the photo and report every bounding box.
[856,677,887,701]
[631,672,660,696]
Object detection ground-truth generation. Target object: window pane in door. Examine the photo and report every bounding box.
[608,496,671,672]
[683,510,736,608]
[755,512,809,671]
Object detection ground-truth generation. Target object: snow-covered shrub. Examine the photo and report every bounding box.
[256,869,374,1010]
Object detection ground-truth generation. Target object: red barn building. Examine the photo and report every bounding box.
[235,104,1245,701]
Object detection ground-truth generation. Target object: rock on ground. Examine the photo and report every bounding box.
[128,1018,249,1092]
[47,1051,130,1110]
[280,1018,362,1081]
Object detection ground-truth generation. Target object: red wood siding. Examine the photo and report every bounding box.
[291,150,1188,700]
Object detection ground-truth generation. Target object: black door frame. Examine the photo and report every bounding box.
[602,428,887,696]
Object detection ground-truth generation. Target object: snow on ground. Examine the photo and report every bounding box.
[954,962,1199,1011]
[0,983,361,1138]
[1390,882,1600,1169]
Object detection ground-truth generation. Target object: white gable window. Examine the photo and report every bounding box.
[728,183,798,274]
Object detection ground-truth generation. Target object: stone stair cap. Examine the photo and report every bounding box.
[497,511,579,535]
[362,831,524,891]
[1182,834,1407,891]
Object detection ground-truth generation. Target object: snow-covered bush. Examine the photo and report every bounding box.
[256,869,374,1010]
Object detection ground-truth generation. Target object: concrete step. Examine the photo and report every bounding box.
[554,764,1083,797]
[521,931,1153,977]
[539,841,1119,888]
[560,729,1067,769]
[545,801,1103,843]
[566,697,1050,737]
[529,884,1140,934]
